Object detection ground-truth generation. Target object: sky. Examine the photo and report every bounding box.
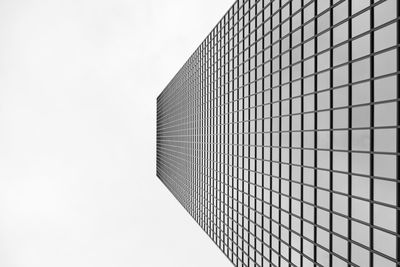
[0,0,234,266]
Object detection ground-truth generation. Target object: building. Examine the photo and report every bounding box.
[156,0,399,266]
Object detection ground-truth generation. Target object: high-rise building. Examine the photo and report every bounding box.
[156,0,399,266]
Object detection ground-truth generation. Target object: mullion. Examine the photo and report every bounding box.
[241,7,245,261]
[299,1,305,264]
[288,0,293,265]
[246,2,251,265]
[253,0,259,264]
[213,36,218,244]
[269,1,274,264]
[223,24,228,255]
[329,1,334,266]
[369,1,375,265]
[218,27,222,250]
[235,5,240,264]
[313,0,318,264]
[260,0,266,265]
[397,0,400,266]
[227,16,234,261]
[207,46,212,243]
[278,0,283,265]
[347,0,353,265]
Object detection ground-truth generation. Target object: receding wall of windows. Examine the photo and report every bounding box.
[157,0,399,266]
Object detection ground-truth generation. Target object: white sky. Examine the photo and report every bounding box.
[0,0,233,266]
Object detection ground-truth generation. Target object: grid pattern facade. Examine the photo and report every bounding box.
[156,0,400,266]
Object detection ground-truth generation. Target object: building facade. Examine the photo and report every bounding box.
[156,0,399,266]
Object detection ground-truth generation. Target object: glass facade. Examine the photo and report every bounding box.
[157,0,399,266]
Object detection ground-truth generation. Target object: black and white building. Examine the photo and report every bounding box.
[157,0,399,266]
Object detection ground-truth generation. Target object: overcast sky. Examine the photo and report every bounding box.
[0,0,233,266]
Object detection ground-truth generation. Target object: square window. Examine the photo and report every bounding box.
[332,214,348,236]
[333,22,348,45]
[352,10,370,37]
[374,102,396,127]
[333,108,348,129]
[352,198,369,222]
[303,221,315,241]
[304,58,315,77]
[291,251,300,267]
[332,257,347,267]
[373,254,397,267]
[317,228,330,249]
[352,130,370,151]
[374,228,396,258]
[352,244,369,267]
[304,39,315,59]
[317,131,330,149]
[318,111,330,129]
[317,209,330,228]
[333,43,348,66]
[318,150,330,169]
[333,151,348,171]
[304,149,315,167]
[318,12,330,33]
[374,50,397,77]
[304,95,315,112]
[352,35,370,60]
[374,76,397,102]
[333,130,348,150]
[374,0,396,27]
[375,23,397,52]
[352,58,370,82]
[352,0,369,13]
[304,76,315,94]
[317,247,329,267]
[352,221,370,246]
[318,32,330,52]
[304,22,315,42]
[352,175,369,198]
[333,1,348,24]
[304,131,314,149]
[317,91,330,110]
[374,204,396,232]
[352,81,370,105]
[317,189,330,209]
[374,176,395,205]
[317,0,330,14]
[352,152,370,175]
[333,235,348,258]
[333,172,348,193]
[333,193,348,215]
[374,129,396,153]
[304,113,315,131]
[333,65,349,87]
[318,71,330,91]
[352,106,370,128]
[333,87,348,108]
[292,97,301,114]
[317,170,330,188]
